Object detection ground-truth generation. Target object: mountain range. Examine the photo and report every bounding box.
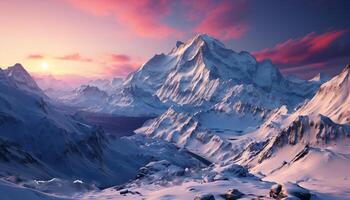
[0,34,349,200]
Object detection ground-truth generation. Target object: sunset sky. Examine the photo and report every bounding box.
[1,0,349,84]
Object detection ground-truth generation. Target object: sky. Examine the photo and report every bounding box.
[0,0,349,85]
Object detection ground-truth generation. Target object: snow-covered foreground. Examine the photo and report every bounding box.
[1,34,349,200]
[81,179,273,200]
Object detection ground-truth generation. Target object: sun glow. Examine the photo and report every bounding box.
[41,62,49,70]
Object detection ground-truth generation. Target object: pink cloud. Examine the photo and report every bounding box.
[66,0,249,40]
[66,0,180,38]
[27,54,44,59]
[99,52,142,76]
[253,30,350,68]
[190,0,249,40]
[55,53,93,62]
[109,54,130,63]
[105,63,139,76]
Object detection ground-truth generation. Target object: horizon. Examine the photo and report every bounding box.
[1,0,350,86]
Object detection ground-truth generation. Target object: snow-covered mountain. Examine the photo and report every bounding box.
[308,72,331,83]
[295,65,350,124]
[134,63,350,200]
[0,65,105,182]
[227,64,350,198]
[131,35,350,199]
[2,35,349,199]
[70,34,319,117]
[0,64,172,189]
[87,77,123,94]
[34,74,73,91]
[125,34,318,109]
[2,63,46,97]
[34,74,73,99]
[59,85,109,108]
[0,63,212,198]
[133,34,322,161]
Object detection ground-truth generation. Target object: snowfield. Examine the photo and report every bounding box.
[1,34,349,200]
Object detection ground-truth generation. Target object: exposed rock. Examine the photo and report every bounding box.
[213,174,229,181]
[119,189,129,195]
[270,183,311,200]
[194,193,215,200]
[270,184,285,199]
[282,197,300,200]
[282,183,311,200]
[220,189,245,200]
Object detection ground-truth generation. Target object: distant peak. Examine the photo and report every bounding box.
[260,59,273,65]
[6,63,30,75]
[309,72,330,83]
[340,64,350,77]
[323,64,350,88]
[176,41,183,48]
[341,64,350,73]
[194,33,209,39]
[11,63,26,70]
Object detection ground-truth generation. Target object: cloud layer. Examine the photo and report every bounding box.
[253,30,350,76]
[26,52,139,77]
[66,0,248,40]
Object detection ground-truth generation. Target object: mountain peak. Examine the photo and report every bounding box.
[336,64,350,82]
[191,33,225,48]
[336,64,350,84]
[4,63,43,94]
[341,64,350,74]
[8,63,27,72]
[309,72,331,83]
[176,41,184,48]
[297,63,350,124]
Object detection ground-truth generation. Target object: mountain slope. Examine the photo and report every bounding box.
[295,64,350,124]
[2,63,46,98]
[135,34,322,163]
[133,36,350,199]
[0,64,153,188]
[229,65,350,199]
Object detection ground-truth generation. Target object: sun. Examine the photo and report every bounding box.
[41,62,49,70]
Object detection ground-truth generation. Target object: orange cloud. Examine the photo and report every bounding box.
[27,54,44,59]
[55,53,93,62]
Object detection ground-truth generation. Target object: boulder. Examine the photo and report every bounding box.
[194,193,215,200]
[282,183,311,200]
[270,184,285,199]
[270,183,311,200]
[221,189,245,200]
[119,189,129,195]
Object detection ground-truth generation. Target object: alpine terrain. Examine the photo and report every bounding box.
[1,34,349,200]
